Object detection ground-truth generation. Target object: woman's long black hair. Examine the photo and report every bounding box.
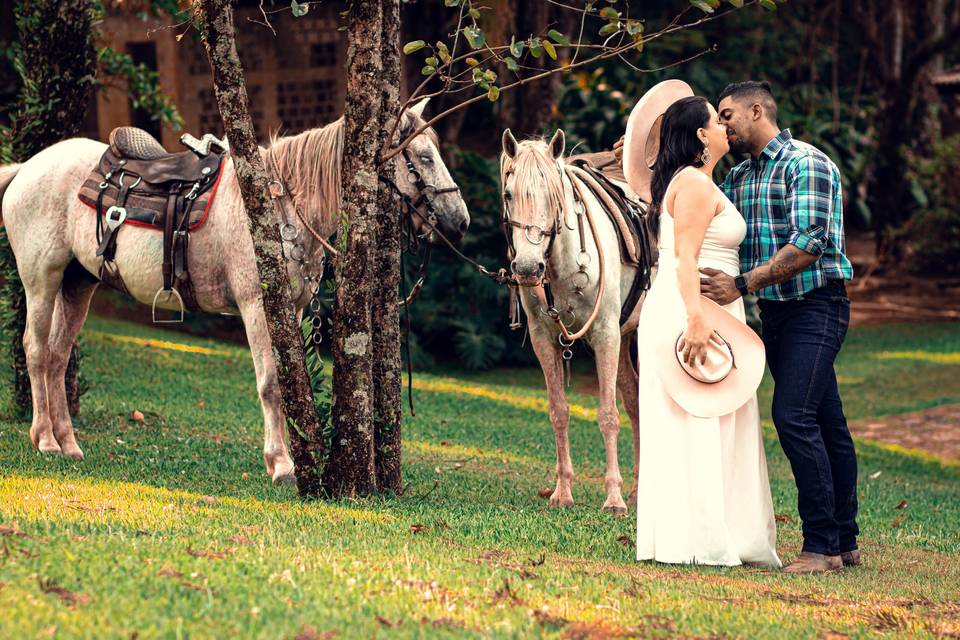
[647,95,711,240]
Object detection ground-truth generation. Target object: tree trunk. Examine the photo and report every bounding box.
[373,0,403,495]
[3,0,96,420]
[198,0,325,497]
[323,0,383,498]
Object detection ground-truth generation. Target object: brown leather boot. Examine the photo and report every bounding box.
[840,549,862,567]
[782,552,843,574]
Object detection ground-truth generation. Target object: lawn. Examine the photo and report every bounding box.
[0,316,958,639]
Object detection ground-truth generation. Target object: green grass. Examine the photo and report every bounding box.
[1,316,959,639]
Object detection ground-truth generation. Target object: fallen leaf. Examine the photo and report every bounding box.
[616,534,634,548]
[131,410,144,422]
[241,473,250,479]
[410,524,429,534]
[869,471,882,479]
[0,523,30,538]
[157,567,183,578]
[537,488,552,499]
[196,401,205,409]
[775,513,793,524]
[37,577,91,606]
[185,546,233,559]
[197,496,218,506]
[491,578,524,605]
[439,440,450,447]
[230,534,253,546]
[294,627,337,640]
[41,625,57,637]
[822,633,850,640]
[374,615,397,628]
[895,500,908,510]
[891,514,908,528]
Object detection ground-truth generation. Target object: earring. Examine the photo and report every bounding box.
[700,143,711,165]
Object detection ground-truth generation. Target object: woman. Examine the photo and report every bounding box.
[633,94,781,568]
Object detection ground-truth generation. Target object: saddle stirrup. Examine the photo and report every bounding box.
[152,287,186,324]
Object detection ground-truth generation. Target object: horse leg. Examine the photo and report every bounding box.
[46,263,99,460]
[616,334,640,509]
[238,297,296,485]
[22,263,67,455]
[594,328,627,515]
[529,326,574,508]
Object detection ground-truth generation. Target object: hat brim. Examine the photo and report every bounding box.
[652,296,766,418]
[622,79,695,203]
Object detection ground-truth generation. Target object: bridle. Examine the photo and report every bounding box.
[500,167,561,263]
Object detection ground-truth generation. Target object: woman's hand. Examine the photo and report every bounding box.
[678,314,716,365]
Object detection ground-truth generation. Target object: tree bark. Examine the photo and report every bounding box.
[3,0,96,419]
[373,0,403,495]
[323,0,383,497]
[197,0,325,497]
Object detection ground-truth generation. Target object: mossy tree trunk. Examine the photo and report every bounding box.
[2,0,96,419]
[322,0,384,498]
[372,0,403,495]
[197,0,325,497]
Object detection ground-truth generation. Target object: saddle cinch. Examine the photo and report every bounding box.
[77,127,228,322]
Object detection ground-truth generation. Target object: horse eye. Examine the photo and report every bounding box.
[419,155,433,164]
[503,191,513,201]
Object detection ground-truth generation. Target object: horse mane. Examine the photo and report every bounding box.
[500,139,568,225]
[262,112,439,230]
[265,118,345,223]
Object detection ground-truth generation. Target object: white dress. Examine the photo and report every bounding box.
[635,168,781,568]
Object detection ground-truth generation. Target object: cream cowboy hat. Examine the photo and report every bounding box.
[652,296,766,418]
[622,79,695,202]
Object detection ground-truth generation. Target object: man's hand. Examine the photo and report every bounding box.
[699,268,740,306]
[613,135,625,163]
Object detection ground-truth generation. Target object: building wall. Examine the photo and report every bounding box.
[96,4,346,149]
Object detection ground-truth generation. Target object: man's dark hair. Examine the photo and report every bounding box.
[719,81,778,124]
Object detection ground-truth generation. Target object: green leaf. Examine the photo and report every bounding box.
[403,40,426,55]
[421,65,436,76]
[463,26,485,49]
[466,57,480,66]
[444,0,460,5]
[437,42,451,63]
[598,22,620,36]
[483,69,497,82]
[469,7,480,18]
[505,56,519,72]
[599,6,619,19]
[425,56,438,66]
[509,37,524,58]
[290,1,309,17]
[547,29,569,46]
[689,0,715,13]
[530,42,542,58]
[625,19,644,35]
[759,0,777,8]
[487,86,500,102]
[727,0,744,7]
[542,40,557,60]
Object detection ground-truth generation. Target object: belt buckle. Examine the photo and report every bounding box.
[104,206,127,231]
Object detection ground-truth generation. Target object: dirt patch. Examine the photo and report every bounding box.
[850,404,960,462]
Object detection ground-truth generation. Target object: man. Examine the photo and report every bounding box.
[700,81,859,573]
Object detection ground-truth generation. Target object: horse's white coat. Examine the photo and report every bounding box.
[502,129,650,514]
[0,102,468,483]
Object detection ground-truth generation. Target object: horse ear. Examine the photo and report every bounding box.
[502,128,518,159]
[409,97,430,119]
[548,129,565,160]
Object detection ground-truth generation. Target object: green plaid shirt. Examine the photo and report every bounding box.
[722,129,853,301]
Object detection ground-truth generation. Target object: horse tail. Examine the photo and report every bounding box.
[0,164,22,227]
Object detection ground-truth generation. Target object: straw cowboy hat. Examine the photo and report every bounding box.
[622,79,694,202]
[652,296,766,418]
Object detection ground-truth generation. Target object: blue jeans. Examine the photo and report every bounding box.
[757,280,859,556]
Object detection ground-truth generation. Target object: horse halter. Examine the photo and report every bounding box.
[380,147,462,236]
[500,165,565,262]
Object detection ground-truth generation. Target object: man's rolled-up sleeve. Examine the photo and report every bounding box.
[786,154,833,257]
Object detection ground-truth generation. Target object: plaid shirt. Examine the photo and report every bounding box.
[722,129,853,301]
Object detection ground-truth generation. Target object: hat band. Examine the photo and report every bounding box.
[673,331,736,384]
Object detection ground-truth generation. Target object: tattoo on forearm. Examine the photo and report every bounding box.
[745,245,818,292]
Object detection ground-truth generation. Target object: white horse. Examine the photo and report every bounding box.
[500,128,652,514]
[0,98,469,484]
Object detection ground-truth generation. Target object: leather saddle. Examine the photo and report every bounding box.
[567,153,657,327]
[77,126,227,321]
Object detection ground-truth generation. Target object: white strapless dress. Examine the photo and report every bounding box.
[635,169,781,568]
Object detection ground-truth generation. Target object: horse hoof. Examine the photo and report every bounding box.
[272,468,296,486]
[60,444,85,461]
[35,433,62,455]
[603,504,628,517]
[548,493,574,509]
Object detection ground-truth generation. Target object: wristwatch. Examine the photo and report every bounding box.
[734,274,750,297]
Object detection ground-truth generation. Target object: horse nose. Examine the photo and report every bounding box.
[458,218,468,235]
[536,261,545,276]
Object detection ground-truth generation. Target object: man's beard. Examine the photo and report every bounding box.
[727,135,751,154]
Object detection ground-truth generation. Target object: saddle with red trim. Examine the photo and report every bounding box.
[77,127,226,319]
